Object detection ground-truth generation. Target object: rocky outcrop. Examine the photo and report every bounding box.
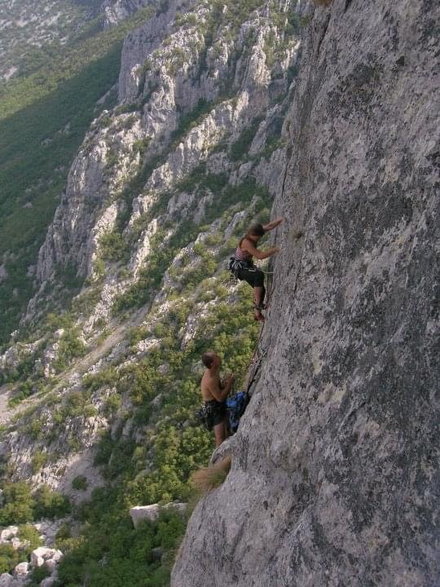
[101,0,152,27]
[30,546,63,568]
[0,532,63,586]
[129,501,186,527]
[24,0,297,324]
[172,1,440,585]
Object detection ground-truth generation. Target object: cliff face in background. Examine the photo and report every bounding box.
[172,1,440,585]
[1,0,298,514]
[0,0,108,81]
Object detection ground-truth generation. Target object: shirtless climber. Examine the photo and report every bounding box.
[200,351,235,447]
[229,218,283,321]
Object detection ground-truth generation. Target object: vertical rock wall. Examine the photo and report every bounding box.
[172,0,440,585]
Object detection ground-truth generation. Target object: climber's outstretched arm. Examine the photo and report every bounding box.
[262,217,283,232]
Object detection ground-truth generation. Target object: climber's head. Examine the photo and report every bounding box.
[247,223,265,240]
[202,351,220,369]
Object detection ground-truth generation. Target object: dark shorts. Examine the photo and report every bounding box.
[204,400,227,430]
[236,266,265,288]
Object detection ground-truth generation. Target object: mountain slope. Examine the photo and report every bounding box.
[0,4,154,345]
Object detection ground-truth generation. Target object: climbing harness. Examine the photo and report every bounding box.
[228,256,258,278]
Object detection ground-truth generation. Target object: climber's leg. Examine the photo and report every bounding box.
[213,420,228,447]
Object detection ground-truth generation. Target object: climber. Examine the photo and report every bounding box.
[229,218,283,321]
[200,351,235,447]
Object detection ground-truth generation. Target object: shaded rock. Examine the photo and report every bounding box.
[40,577,58,587]
[210,437,235,465]
[130,504,161,527]
[151,547,164,561]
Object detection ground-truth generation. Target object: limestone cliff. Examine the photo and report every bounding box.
[172,0,440,585]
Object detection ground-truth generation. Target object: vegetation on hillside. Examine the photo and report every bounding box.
[0,7,153,345]
[0,279,261,583]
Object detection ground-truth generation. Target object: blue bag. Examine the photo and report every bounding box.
[226,391,250,434]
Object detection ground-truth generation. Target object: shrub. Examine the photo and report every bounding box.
[0,544,20,574]
[0,482,35,525]
[99,230,129,262]
[82,367,118,391]
[132,137,151,154]
[104,393,122,416]
[33,485,71,519]
[18,524,42,550]
[31,451,48,473]
[53,328,87,372]
[72,475,88,491]
[28,564,51,584]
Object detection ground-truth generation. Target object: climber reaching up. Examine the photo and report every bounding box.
[200,352,235,447]
[229,218,283,321]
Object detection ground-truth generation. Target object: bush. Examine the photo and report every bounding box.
[53,328,87,372]
[82,367,117,391]
[72,475,89,491]
[0,544,20,574]
[104,393,122,416]
[0,482,35,525]
[99,230,128,262]
[33,486,71,519]
[28,564,51,584]
[31,450,48,473]
[18,524,42,551]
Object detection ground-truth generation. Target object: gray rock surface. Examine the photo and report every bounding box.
[0,575,14,587]
[172,0,440,585]
[12,563,29,579]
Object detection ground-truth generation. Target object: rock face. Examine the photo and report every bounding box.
[101,0,152,27]
[172,1,440,586]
